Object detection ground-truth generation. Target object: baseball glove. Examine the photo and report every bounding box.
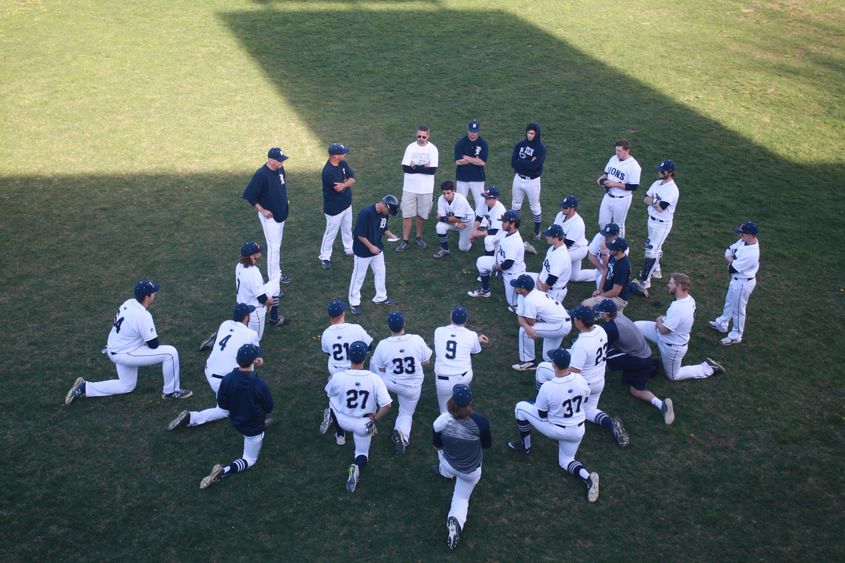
[365,419,378,436]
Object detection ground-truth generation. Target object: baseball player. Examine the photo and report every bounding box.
[510,274,572,372]
[454,119,488,209]
[237,241,285,340]
[593,299,674,424]
[469,186,507,257]
[168,303,260,431]
[433,306,489,413]
[568,306,629,447]
[397,125,439,252]
[511,123,547,243]
[65,280,191,405]
[467,210,526,308]
[596,139,641,236]
[319,143,356,269]
[709,221,760,346]
[199,344,273,489]
[553,195,594,283]
[578,223,621,289]
[630,160,680,297]
[508,349,600,503]
[348,195,400,315]
[433,180,475,258]
[581,237,631,310]
[242,147,289,324]
[324,341,393,493]
[432,384,491,551]
[369,311,433,455]
[531,223,571,304]
[635,273,726,380]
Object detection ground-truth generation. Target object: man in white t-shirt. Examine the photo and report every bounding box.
[397,125,439,252]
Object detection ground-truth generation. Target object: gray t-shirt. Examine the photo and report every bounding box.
[432,412,492,473]
[609,313,652,359]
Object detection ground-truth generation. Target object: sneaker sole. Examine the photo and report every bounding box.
[167,410,190,431]
[392,429,406,456]
[612,417,630,447]
[587,472,600,502]
[662,398,675,425]
[346,465,358,493]
[467,291,491,298]
[319,407,332,435]
[200,464,223,489]
[705,357,726,375]
[446,517,461,550]
[64,377,85,405]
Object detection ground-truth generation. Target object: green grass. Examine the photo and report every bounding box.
[1,0,843,560]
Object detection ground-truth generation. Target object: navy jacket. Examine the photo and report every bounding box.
[511,123,546,178]
[321,160,355,215]
[242,165,289,223]
[352,204,389,257]
[217,368,274,437]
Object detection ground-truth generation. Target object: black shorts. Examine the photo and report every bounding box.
[607,355,652,391]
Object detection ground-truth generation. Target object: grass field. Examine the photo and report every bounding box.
[2,0,843,560]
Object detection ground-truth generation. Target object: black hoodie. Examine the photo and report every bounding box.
[511,123,546,179]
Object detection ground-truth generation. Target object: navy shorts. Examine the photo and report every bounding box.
[607,355,652,391]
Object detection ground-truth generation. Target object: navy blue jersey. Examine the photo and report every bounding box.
[242,165,289,223]
[352,204,389,257]
[321,160,355,215]
[511,123,546,178]
[604,255,631,301]
[454,135,488,182]
[217,368,274,437]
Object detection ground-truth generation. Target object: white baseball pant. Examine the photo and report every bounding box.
[483,230,505,254]
[240,432,264,467]
[526,272,568,305]
[475,255,521,307]
[333,409,375,460]
[249,305,268,342]
[382,378,422,442]
[456,180,485,210]
[643,217,673,281]
[188,371,229,426]
[89,345,181,397]
[436,220,474,251]
[599,193,633,237]
[569,245,595,282]
[320,207,353,261]
[518,319,571,363]
[511,174,541,218]
[515,401,585,469]
[534,361,555,390]
[258,212,285,295]
[582,376,606,424]
[713,277,756,341]
[635,321,715,380]
[436,451,482,529]
[435,372,473,414]
[348,252,387,307]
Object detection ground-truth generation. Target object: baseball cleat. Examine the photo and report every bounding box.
[523,241,538,255]
[661,398,675,425]
[533,233,541,241]
[320,259,331,270]
[200,464,224,490]
[720,336,742,346]
[446,516,462,550]
[346,463,360,493]
[349,305,361,315]
[162,388,193,400]
[374,297,397,305]
[511,361,538,372]
[279,274,292,284]
[705,358,726,375]
[467,288,491,298]
[395,241,409,252]
[708,320,727,333]
[268,316,290,327]
[335,432,346,446]
[319,407,332,435]
[64,377,86,405]
[586,472,600,502]
[507,440,532,455]
[198,332,217,351]
[392,429,407,456]
[651,270,662,279]
[432,248,451,259]
[611,416,630,447]
[416,237,427,249]
[167,410,190,431]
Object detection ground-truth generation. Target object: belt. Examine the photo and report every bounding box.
[649,216,667,223]
[211,374,225,380]
[607,193,628,199]
[553,421,585,429]
[517,174,535,180]
[437,372,468,380]
[663,341,688,347]
[733,276,755,281]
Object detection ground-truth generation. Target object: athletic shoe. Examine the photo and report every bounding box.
[629,280,649,298]
[349,305,361,315]
[651,270,662,279]
[708,320,727,333]
[507,440,532,454]
[198,331,217,351]
[346,464,360,493]
[269,316,290,327]
[319,407,332,435]
[523,241,537,255]
[533,233,541,241]
[65,377,86,405]
[467,288,491,298]
[661,398,675,425]
[446,516,462,550]
[433,248,451,259]
[200,464,223,490]
[610,416,630,447]
[336,432,346,446]
[586,472,600,503]
[392,428,408,456]
[416,237,427,249]
[640,279,651,289]
[374,297,397,305]
[162,389,193,400]
[320,259,331,270]
[168,410,190,431]
[705,357,726,375]
[395,241,409,252]
[720,336,742,346]
[507,305,517,314]
[511,361,538,372]
[279,274,292,284]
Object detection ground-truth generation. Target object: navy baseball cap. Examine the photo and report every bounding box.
[559,195,578,209]
[241,241,262,257]
[483,186,501,199]
[549,348,571,369]
[328,143,350,155]
[236,344,262,365]
[606,237,628,252]
[593,299,617,315]
[451,305,468,325]
[542,224,564,238]
[656,159,675,173]
[501,210,520,223]
[467,120,480,132]
[600,223,621,237]
[348,341,369,364]
[267,147,288,162]
[387,311,405,332]
[572,305,596,323]
[451,384,472,407]
[134,279,160,300]
[510,274,535,291]
[327,300,346,317]
[233,302,256,321]
[736,221,759,235]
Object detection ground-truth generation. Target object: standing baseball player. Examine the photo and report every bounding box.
[369,311,432,455]
[593,299,675,424]
[709,221,760,346]
[236,241,286,340]
[508,349,600,503]
[467,210,526,308]
[433,306,489,413]
[569,306,629,447]
[581,237,631,310]
[325,341,393,493]
[397,125,438,252]
[199,344,273,489]
[510,274,571,372]
[454,119,488,209]
[65,280,191,405]
[433,180,475,258]
[348,195,400,315]
[630,160,680,297]
[242,147,289,325]
[511,122,547,243]
[553,195,594,283]
[168,303,260,431]
[319,143,356,269]
[532,224,571,304]
[469,186,507,257]
[596,139,641,236]
[432,384,491,551]
[635,273,726,380]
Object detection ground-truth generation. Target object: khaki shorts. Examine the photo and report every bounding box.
[401,192,433,219]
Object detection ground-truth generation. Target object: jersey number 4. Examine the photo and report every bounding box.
[345,389,370,410]
[218,335,231,351]
[113,316,125,333]
[391,356,416,375]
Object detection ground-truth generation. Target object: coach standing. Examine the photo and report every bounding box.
[454,120,488,210]
[348,195,400,315]
[397,125,438,252]
[319,143,356,269]
[242,147,289,326]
